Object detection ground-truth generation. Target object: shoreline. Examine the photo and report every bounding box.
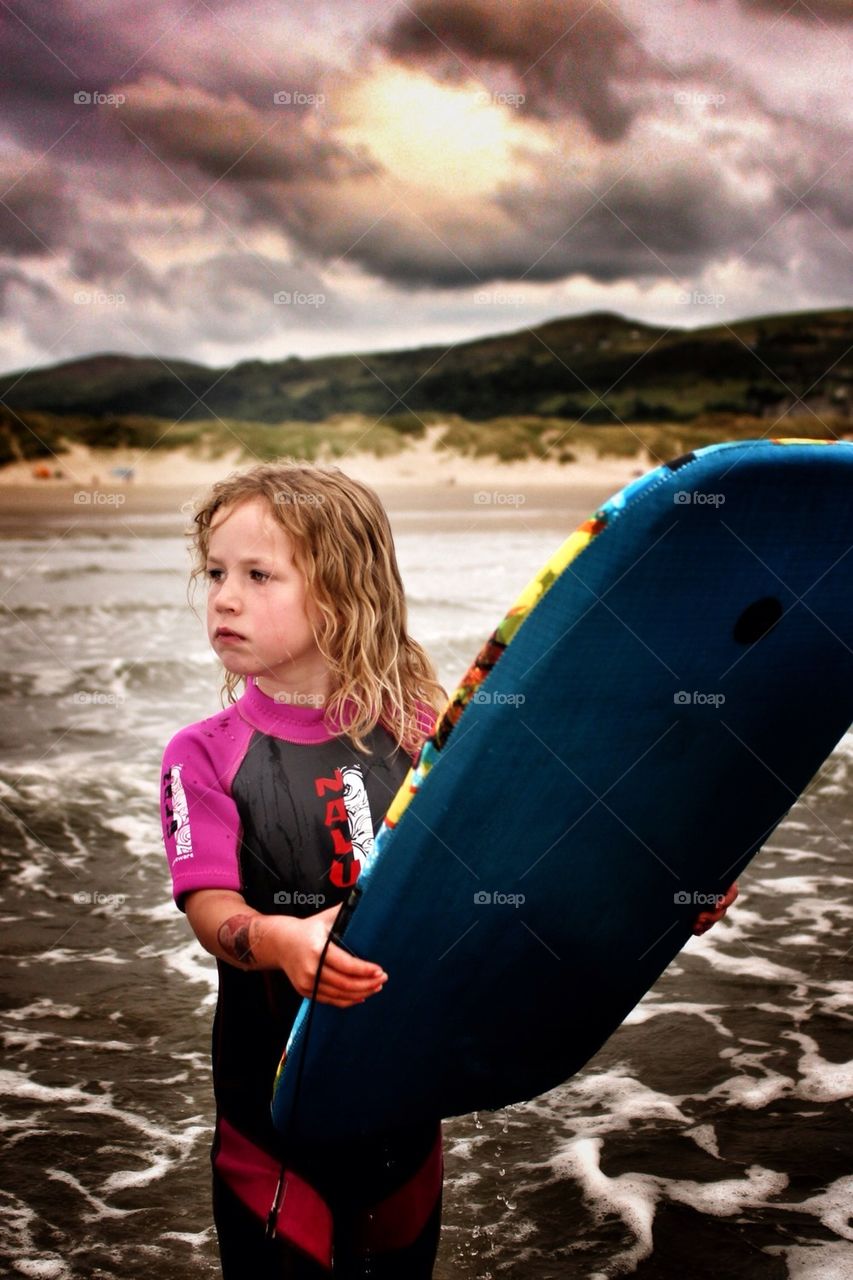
[0,430,653,533]
[0,428,651,494]
[0,476,634,535]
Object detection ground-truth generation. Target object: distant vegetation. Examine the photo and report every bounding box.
[1,405,846,475]
[0,307,849,470]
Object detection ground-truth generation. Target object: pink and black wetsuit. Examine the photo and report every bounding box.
[159,676,442,1278]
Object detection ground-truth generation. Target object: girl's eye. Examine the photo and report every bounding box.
[204,567,270,583]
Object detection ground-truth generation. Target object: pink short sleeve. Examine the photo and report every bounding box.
[159,721,247,911]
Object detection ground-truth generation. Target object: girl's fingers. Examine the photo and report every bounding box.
[307,979,383,1004]
[297,957,386,999]
[323,942,386,981]
[315,982,383,1004]
[325,967,386,993]
[312,974,385,997]
[285,922,386,996]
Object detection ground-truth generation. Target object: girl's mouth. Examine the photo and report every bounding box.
[215,627,245,641]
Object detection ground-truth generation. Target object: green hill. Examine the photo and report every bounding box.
[1,307,849,424]
[0,307,849,470]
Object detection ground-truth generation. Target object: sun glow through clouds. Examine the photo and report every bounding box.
[333,66,550,196]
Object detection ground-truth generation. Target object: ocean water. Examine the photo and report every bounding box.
[0,493,850,1279]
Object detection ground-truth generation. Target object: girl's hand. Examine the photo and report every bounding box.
[692,881,739,935]
[268,906,388,1008]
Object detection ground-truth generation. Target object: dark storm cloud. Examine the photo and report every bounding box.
[266,144,784,290]
[0,0,160,159]
[109,77,360,187]
[0,0,330,159]
[0,0,365,321]
[378,0,655,142]
[0,165,74,255]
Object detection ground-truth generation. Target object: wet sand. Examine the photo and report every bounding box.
[0,470,644,538]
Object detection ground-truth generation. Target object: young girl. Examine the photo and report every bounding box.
[159,460,447,1278]
[160,458,737,1278]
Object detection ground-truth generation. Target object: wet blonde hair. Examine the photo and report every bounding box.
[186,458,446,756]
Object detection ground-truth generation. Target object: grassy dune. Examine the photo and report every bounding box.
[1,403,847,475]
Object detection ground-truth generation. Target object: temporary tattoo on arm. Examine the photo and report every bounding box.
[218,913,259,966]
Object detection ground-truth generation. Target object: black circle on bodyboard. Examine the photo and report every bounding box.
[733,596,784,645]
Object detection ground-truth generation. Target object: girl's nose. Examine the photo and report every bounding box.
[216,578,241,612]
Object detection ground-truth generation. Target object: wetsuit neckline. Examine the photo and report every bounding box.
[237,675,347,744]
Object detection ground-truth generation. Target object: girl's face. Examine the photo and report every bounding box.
[205,496,329,694]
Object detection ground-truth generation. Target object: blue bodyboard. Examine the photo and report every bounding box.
[272,439,853,1143]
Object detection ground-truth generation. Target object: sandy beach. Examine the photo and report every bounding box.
[0,427,650,531]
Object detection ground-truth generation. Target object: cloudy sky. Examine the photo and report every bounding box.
[0,0,850,376]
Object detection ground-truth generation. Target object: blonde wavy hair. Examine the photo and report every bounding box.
[186,458,447,756]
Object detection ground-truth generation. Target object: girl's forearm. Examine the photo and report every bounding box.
[216,910,265,967]
[185,889,293,972]
[186,890,385,1007]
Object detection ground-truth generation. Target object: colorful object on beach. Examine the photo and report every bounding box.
[272,438,853,1143]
